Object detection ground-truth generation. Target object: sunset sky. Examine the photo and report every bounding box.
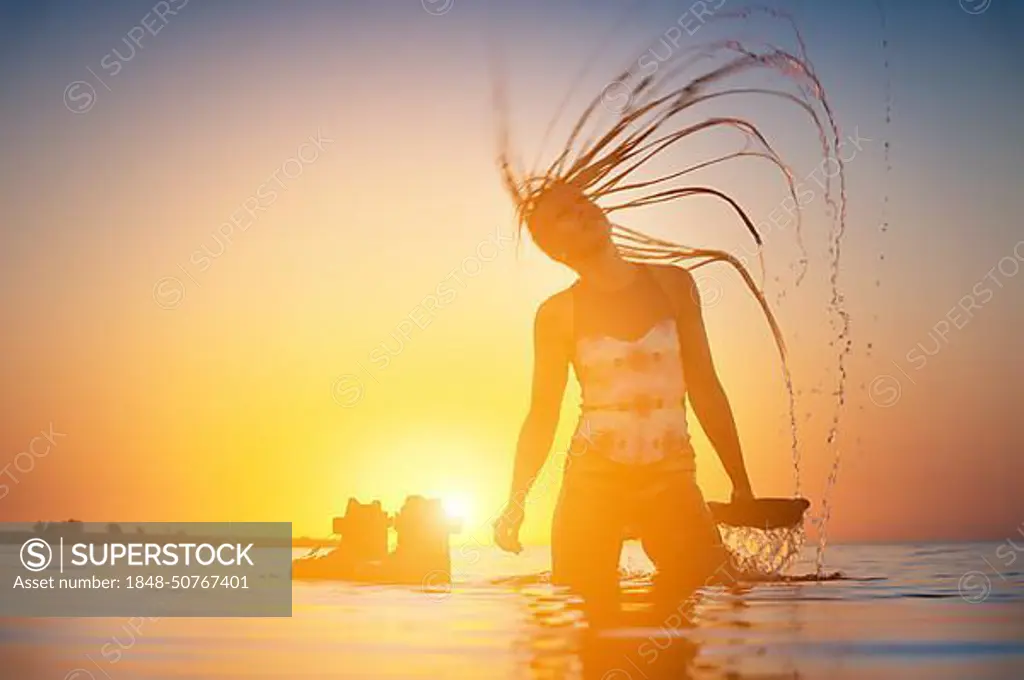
[0,0,1021,545]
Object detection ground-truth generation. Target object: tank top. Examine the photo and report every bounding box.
[568,265,694,467]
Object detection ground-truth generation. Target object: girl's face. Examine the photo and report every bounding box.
[527,184,612,269]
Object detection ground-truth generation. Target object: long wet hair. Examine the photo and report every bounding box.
[496,13,845,367]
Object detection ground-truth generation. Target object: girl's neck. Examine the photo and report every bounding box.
[576,247,641,292]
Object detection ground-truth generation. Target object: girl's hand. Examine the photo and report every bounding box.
[494,501,525,554]
[731,484,754,505]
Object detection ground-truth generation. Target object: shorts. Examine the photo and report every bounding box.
[551,451,728,601]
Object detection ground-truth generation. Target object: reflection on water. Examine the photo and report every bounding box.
[0,543,1022,679]
[512,570,817,680]
[516,582,719,679]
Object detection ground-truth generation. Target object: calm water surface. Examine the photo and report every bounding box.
[1,542,1022,679]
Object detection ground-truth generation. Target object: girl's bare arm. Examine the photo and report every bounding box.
[508,295,571,501]
[668,267,754,499]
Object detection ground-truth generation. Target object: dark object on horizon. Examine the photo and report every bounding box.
[707,498,810,530]
[293,495,460,584]
[333,499,390,562]
[391,495,461,583]
[35,520,85,535]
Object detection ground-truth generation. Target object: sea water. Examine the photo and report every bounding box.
[1,542,1022,679]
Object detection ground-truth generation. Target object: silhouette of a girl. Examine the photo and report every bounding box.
[491,37,829,617]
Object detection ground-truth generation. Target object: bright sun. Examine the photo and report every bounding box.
[442,495,471,523]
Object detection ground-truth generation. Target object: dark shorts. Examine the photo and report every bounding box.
[551,452,728,600]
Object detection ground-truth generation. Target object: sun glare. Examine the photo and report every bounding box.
[442,495,471,523]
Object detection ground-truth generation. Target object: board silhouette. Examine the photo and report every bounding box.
[707,497,810,529]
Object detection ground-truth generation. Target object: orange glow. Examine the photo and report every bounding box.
[442,495,472,524]
[0,3,1020,549]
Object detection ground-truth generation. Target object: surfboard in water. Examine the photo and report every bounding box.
[707,497,810,530]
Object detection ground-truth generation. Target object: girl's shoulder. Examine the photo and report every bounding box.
[536,287,575,342]
[643,262,694,288]
[641,263,698,318]
[538,286,574,319]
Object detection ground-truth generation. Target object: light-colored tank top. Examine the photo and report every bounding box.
[568,266,694,467]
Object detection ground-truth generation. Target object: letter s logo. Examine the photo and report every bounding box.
[21,539,53,572]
